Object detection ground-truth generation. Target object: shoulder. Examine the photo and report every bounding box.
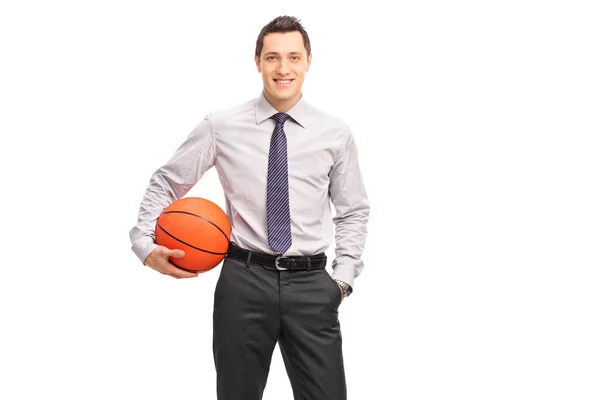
[204,97,257,127]
[307,100,351,132]
[306,101,353,145]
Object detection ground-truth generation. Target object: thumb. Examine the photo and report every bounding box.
[168,249,185,258]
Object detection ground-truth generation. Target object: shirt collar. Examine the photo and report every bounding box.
[255,91,311,128]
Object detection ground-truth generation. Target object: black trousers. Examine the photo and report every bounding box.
[212,255,346,400]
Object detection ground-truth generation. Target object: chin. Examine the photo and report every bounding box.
[275,93,295,101]
[269,89,294,101]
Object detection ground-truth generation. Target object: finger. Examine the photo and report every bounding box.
[168,249,185,258]
[167,264,198,278]
[164,270,185,279]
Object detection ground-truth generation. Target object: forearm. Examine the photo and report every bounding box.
[129,168,197,263]
[330,199,370,289]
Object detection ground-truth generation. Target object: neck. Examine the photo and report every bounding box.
[263,89,302,113]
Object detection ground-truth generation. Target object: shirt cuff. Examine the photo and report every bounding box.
[131,236,158,265]
[331,265,355,291]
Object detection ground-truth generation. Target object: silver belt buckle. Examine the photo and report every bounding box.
[275,255,289,270]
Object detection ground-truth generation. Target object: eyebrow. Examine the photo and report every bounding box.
[263,52,303,57]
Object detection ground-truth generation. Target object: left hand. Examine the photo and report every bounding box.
[336,282,344,304]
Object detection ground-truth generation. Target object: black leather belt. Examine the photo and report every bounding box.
[227,243,327,271]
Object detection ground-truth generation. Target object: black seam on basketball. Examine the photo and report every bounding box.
[157,222,227,255]
[160,210,229,241]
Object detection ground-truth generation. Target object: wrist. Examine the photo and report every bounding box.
[334,280,353,298]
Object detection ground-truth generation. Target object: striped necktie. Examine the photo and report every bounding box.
[266,112,292,254]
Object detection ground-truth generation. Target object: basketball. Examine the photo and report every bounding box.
[155,197,231,273]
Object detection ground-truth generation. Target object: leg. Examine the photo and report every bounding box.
[213,257,280,400]
[278,268,347,400]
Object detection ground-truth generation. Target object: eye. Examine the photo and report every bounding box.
[266,56,277,61]
[290,56,299,61]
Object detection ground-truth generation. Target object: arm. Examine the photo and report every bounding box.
[129,115,216,268]
[328,129,370,294]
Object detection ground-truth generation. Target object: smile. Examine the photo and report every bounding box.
[274,79,294,86]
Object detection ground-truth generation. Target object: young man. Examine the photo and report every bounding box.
[129,15,370,400]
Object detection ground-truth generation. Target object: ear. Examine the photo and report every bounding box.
[255,55,261,72]
[306,53,312,72]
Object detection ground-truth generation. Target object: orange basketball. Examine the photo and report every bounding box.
[155,197,231,273]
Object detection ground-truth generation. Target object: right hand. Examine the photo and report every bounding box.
[143,246,198,279]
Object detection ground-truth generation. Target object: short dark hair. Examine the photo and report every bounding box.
[255,16,311,58]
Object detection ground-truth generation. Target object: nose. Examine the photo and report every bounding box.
[277,60,289,75]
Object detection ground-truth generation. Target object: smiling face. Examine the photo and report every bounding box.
[255,31,312,112]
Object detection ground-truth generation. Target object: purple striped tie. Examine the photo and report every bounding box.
[267,112,292,254]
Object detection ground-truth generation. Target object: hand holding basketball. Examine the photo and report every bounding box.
[143,246,198,279]
[155,197,231,273]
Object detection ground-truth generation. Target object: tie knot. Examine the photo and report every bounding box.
[271,112,290,125]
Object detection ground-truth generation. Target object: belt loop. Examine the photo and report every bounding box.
[307,257,311,272]
[245,251,252,268]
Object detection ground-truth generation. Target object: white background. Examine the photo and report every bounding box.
[1,0,599,399]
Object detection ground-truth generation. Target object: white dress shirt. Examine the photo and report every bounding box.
[129,92,370,289]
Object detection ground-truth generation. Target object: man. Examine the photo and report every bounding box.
[129,15,369,400]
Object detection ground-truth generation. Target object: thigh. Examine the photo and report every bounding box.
[212,258,281,399]
[278,269,346,400]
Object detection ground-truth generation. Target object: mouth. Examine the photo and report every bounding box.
[273,78,294,87]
